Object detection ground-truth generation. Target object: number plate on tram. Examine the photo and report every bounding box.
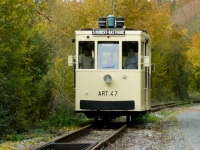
[98,91,118,96]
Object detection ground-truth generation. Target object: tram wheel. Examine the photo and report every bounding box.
[126,115,130,123]
[94,116,98,123]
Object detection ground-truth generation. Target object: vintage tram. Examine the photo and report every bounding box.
[69,16,153,122]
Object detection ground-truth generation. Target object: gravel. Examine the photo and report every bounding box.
[177,105,200,150]
[105,106,199,150]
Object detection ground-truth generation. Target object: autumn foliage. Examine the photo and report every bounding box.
[0,0,200,135]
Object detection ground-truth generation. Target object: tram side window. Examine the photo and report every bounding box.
[78,41,95,69]
[122,41,138,69]
[141,42,145,70]
[97,41,119,70]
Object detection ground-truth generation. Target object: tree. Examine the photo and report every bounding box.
[0,0,54,134]
[33,0,114,112]
[186,31,200,92]
[171,0,200,36]
[114,0,190,100]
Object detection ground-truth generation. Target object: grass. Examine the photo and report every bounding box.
[5,134,26,141]
[175,101,200,109]
[159,110,173,116]
[132,113,161,124]
[0,115,93,144]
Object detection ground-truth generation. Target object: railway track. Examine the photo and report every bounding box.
[32,102,191,150]
[151,100,200,112]
[32,122,128,150]
[151,102,177,112]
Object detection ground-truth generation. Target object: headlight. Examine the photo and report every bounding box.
[103,74,112,84]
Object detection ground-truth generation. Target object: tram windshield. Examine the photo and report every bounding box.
[97,41,119,69]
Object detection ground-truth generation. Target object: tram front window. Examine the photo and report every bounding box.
[97,41,119,69]
[78,41,95,69]
[122,41,138,70]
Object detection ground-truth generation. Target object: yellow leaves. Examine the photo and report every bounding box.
[115,0,150,28]
[62,125,79,131]
[35,23,46,33]
[187,31,200,71]
[0,143,15,150]
[185,31,200,90]
[76,0,112,28]
[182,28,188,36]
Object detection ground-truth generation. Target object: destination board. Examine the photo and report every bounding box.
[92,29,125,35]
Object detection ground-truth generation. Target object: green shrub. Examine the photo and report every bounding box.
[133,113,161,123]
[6,134,26,141]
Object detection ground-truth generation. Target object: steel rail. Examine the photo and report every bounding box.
[151,102,176,108]
[32,101,200,150]
[32,124,93,150]
[89,124,128,150]
[151,103,177,112]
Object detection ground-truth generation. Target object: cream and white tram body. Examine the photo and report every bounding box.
[73,23,152,121]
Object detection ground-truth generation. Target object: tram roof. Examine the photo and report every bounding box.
[78,28,145,31]
[75,28,151,42]
[76,28,148,33]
